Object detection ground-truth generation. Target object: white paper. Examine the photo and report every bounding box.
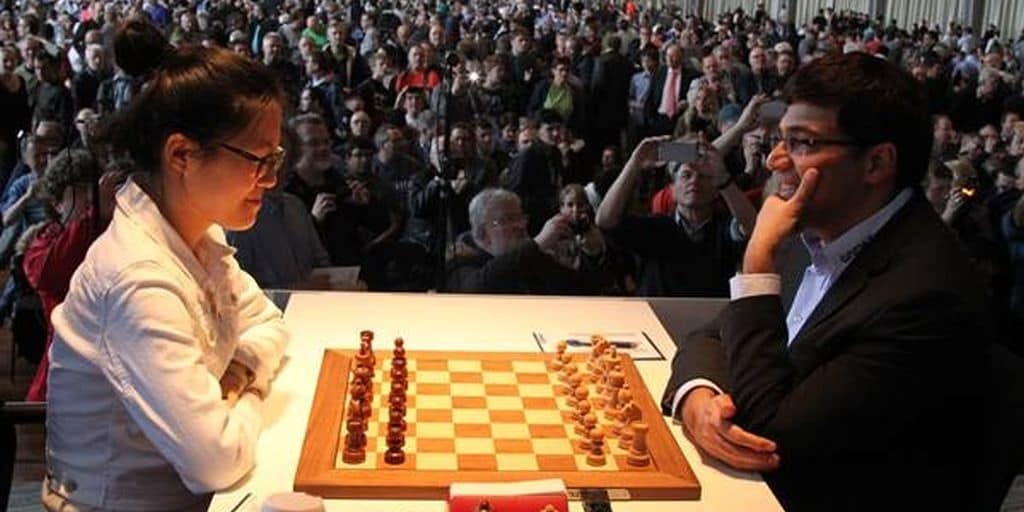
[535,330,665,361]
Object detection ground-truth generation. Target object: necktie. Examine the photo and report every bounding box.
[660,69,679,118]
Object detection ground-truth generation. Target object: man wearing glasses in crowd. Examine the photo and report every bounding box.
[662,52,1002,510]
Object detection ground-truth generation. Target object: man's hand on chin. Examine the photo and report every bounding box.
[743,167,820,274]
[681,388,781,472]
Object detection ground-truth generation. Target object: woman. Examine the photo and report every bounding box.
[44,18,289,511]
[22,149,121,402]
[528,56,586,135]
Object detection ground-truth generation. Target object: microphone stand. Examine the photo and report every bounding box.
[431,55,456,292]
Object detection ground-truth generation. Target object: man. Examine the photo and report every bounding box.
[595,133,750,297]
[644,44,697,136]
[393,44,440,93]
[588,35,632,153]
[326,21,371,90]
[686,51,735,108]
[628,48,659,143]
[283,113,342,224]
[504,110,564,235]
[662,53,995,510]
[262,32,303,100]
[735,46,781,105]
[445,188,597,293]
[72,43,106,112]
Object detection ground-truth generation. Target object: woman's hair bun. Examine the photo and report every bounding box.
[114,17,173,78]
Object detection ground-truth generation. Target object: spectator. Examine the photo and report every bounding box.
[445,187,600,294]
[596,137,749,297]
[21,149,120,401]
[227,129,330,289]
[0,46,31,174]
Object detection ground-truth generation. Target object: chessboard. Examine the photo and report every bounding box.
[295,333,700,500]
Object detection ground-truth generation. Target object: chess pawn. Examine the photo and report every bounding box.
[384,425,406,464]
[390,359,408,384]
[558,362,577,383]
[573,400,592,433]
[388,407,407,432]
[585,427,607,466]
[627,422,652,467]
[389,393,406,414]
[559,351,573,367]
[555,339,568,356]
[551,356,564,373]
[342,418,367,464]
[562,372,583,397]
[551,341,568,372]
[393,337,406,359]
[577,412,598,450]
[567,385,589,408]
[389,380,407,400]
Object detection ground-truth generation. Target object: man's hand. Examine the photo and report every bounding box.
[941,188,968,224]
[681,388,780,471]
[744,167,819,273]
[311,192,337,222]
[626,136,670,172]
[533,213,573,252]
[737,94,768,131]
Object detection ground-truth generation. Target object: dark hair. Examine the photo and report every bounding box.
[104,18,284,173]
[782,51,933,189]
[114,17,171,78]
[535,109,564,127]
[38,149,100,203]
[344,137,375,156]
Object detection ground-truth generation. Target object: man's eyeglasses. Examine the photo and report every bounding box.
[488,213,527,228]
[777,136,862,156]
[219,143,286,180]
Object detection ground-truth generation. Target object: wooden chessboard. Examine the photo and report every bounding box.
[295,349,701,500]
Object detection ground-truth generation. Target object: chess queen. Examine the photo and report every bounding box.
[43,18,289,512]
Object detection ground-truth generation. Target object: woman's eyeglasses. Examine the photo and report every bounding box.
[219,143,286,180]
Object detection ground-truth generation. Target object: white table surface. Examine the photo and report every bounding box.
[208,291,782,512]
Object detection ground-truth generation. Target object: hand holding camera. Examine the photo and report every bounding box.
[534,213,573,253]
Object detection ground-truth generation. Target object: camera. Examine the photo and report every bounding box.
[657,141,699,163]
[569,216,591,236]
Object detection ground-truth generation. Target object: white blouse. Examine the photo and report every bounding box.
[46,177,290,510]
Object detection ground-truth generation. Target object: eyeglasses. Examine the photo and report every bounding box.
[488,213,527,228]
[218,142,286,180]
[778,135,862,156]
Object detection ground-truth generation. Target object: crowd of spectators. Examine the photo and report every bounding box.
[5,0,1024,382]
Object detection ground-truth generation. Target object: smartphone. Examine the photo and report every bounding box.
[657,141,699,163]
[758,101,787,123]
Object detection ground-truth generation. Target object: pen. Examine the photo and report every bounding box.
[228,492,252,512]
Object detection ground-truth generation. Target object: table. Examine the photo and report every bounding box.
[208,291,782,512]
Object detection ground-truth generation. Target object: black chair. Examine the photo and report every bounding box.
[0,400,46,511]
[977,343,1024,510]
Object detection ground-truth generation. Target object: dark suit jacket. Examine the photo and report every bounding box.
[589,51,632,126]
[662,195,997,511]
[643,65,699,132]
